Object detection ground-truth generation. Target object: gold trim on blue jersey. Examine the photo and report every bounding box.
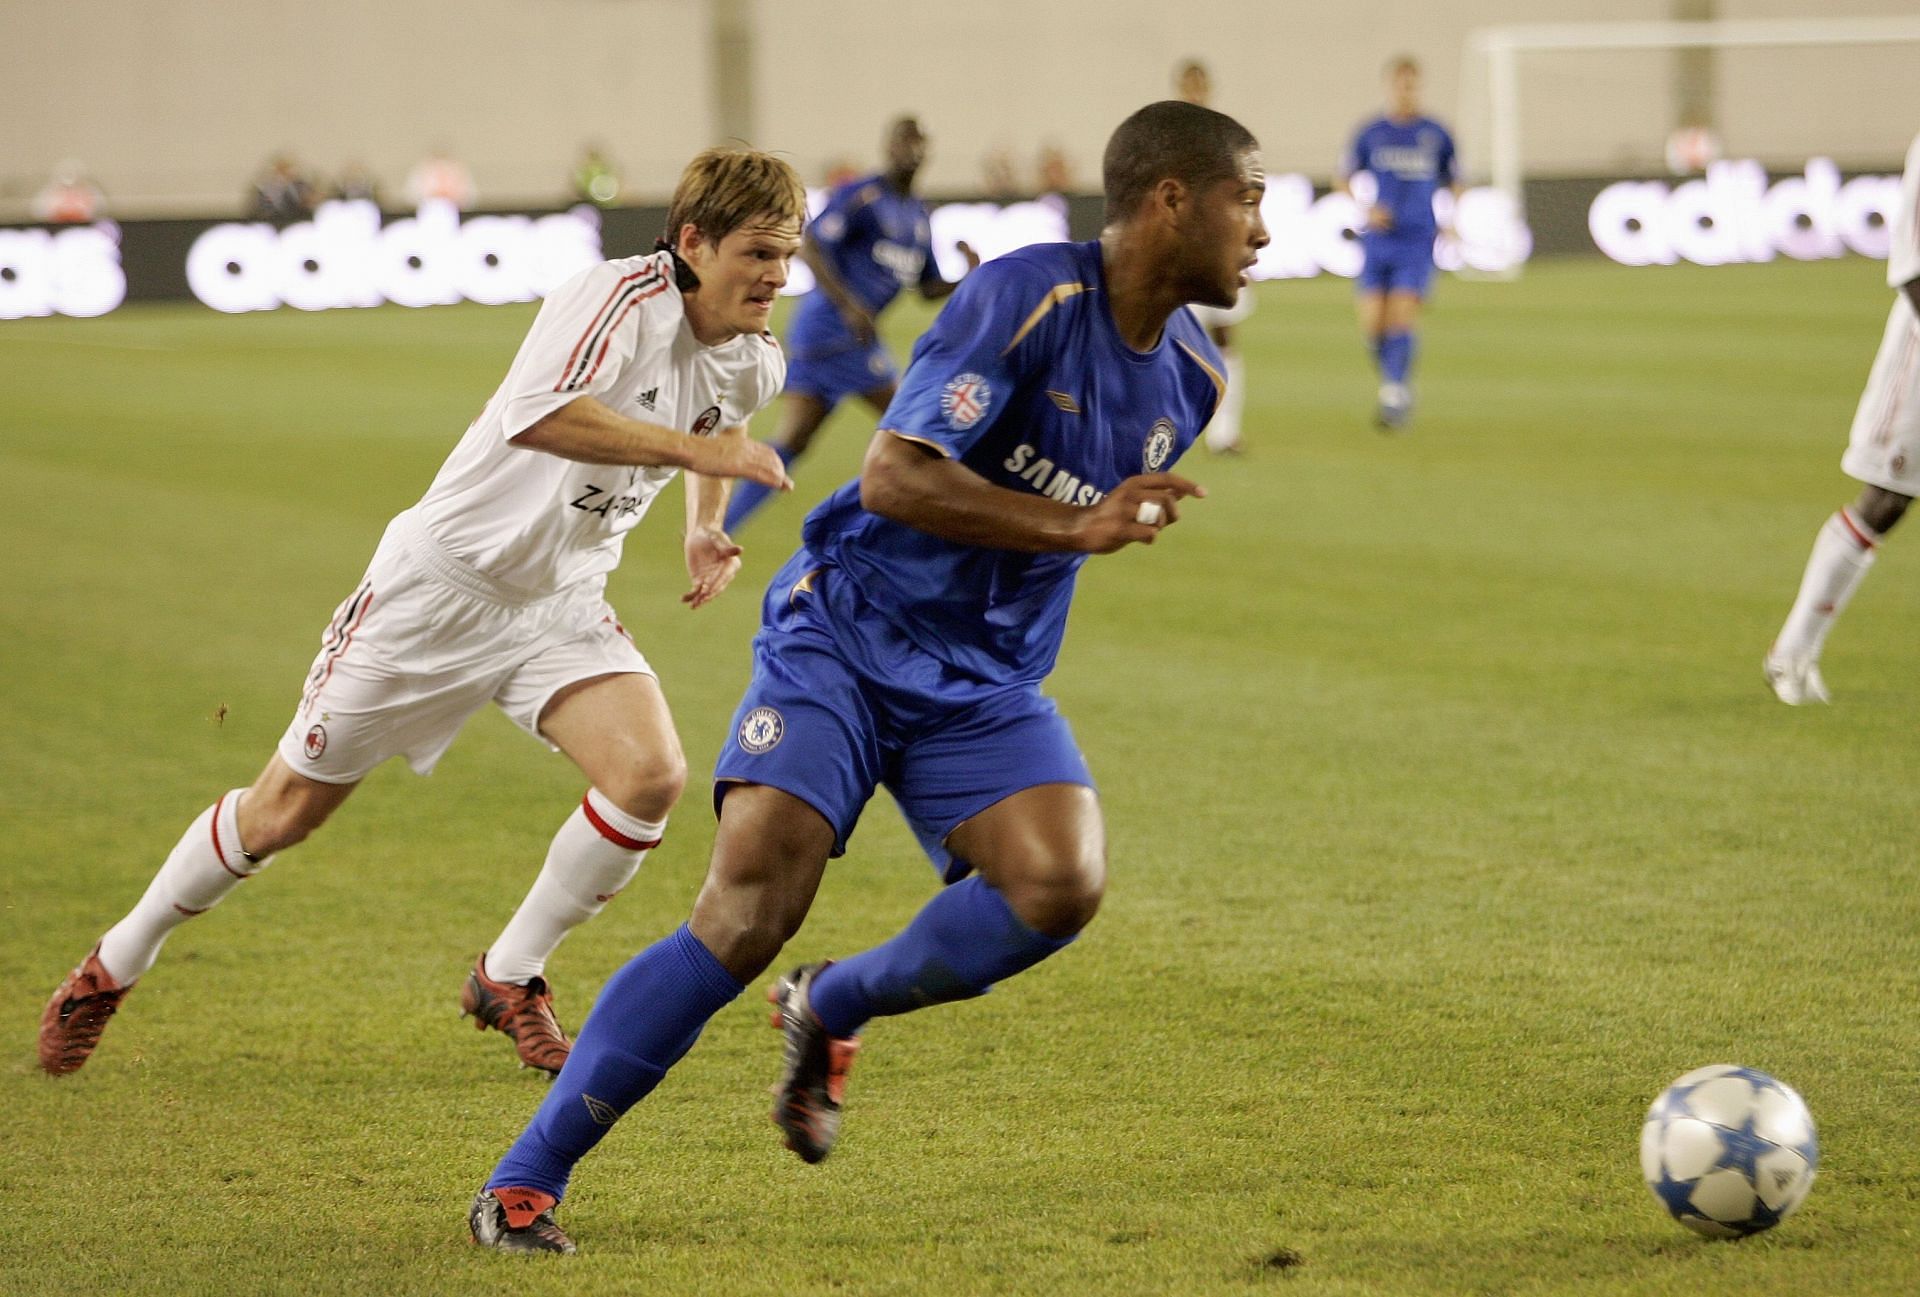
[1045,390,1082,414]
[788,568,821,608]
[1002,283,1090,355]
[884,429,955,459]
[1174,337,1228,421]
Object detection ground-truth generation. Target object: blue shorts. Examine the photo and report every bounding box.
[713,555,1094,882]
[784,343,898,409]
[1357,233,1436,297]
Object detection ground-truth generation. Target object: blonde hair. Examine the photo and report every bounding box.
[663,148,806,249]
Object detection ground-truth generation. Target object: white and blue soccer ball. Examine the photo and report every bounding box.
[1640,1064,1818,1238]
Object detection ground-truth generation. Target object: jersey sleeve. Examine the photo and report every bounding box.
[810,182,875,253]
[1341,125,1370,180]
[1890,133,1920,291]
[916,211,945,289]
[877,254,1061,459]
[738,334,788,423]
[497,258,672,439]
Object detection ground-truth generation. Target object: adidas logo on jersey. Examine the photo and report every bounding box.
[635,387,659,409]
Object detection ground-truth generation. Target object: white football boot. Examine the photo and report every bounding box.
[1763,649,1831,706]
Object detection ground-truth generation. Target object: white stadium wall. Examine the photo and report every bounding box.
[5,1,1918,219]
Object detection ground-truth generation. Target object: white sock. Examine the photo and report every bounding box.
[484,789,664,985]
[97,789,267,984]
[1204,350,1246,452]
[1774,508,1879,661]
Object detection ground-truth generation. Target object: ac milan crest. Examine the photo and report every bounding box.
[303,725,328,759]
[691,404,722,437]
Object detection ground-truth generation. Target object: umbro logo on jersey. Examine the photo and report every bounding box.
[1045,390,1081,414]
[635,387,659,409]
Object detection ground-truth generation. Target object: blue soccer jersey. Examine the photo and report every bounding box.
[787,173,938,360]
[797,240,1225,686]
[1344,116,1457,239]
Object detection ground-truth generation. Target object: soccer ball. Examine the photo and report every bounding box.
[1640,1064,1818,1238]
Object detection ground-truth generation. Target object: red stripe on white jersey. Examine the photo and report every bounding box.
[553,267,665,393]
[578,283,669,389]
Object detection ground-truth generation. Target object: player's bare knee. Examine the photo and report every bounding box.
[689,888,803,981]
[1854,486,1912,535]
[600,750,687,822]
[235,788,328,855]
[1004,856,1105,938]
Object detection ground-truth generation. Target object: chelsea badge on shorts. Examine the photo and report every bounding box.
[1144,418,1176,471]
[738,706,784,754]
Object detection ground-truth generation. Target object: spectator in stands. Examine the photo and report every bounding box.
[1036,143,1074,196]
[571,143,623,207]
[33,161,106,224]
[979,144,1020,200]
[406,146,476,211]
[249,153,318,222]
[333,161,383,207]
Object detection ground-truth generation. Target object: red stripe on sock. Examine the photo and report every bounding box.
[580,794,662,851]
[1837,509,1877,551]
[208,793,248,879]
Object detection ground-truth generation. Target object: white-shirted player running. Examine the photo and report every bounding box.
[1765,132,1920,704]
[39,148,805,1076]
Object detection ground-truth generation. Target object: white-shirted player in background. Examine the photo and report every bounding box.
[1176,57,1253,455]
[39,148,804,1077]
[1765,132,1920,704]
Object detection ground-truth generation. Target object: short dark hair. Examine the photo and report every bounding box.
[1101,100,1258,223]
[1386,54,1420,76]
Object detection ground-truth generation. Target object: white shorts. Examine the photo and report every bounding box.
[1187,288,1254,332]
[277,511,653,783]
[1842,297,1920,496]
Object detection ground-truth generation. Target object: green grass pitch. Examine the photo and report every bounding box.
[2,257,1916,1296]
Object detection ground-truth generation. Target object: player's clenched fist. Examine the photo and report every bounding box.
[1072,472,1205,553]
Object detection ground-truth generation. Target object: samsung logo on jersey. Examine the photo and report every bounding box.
[1004,444,1105,507]
[1370,146,1439,179]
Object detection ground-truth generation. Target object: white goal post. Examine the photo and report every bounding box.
[1464,16,1920,226]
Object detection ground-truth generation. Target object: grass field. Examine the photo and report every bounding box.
[2,257,1917,1296]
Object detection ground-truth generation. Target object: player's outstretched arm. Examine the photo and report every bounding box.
[681,425,748,609]
[511,396,792,491]
[860,431,1202,556]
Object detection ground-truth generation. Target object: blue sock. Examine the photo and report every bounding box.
[1380,331,1416,385]
[808,875,1076,1038]
[485,924,742,1200]
[723,444,797,533]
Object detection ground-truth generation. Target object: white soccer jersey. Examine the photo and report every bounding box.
[1888,132,1920,293]
[410,251,785,597]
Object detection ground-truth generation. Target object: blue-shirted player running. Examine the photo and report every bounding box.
[1336,55,1460,431]
[725,116,977,532]
[468,99,1271,1254]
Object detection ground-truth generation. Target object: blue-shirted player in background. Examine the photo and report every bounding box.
[726,116,977,532]
[1336,55,1459,431]
[469,99,1270,1254]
